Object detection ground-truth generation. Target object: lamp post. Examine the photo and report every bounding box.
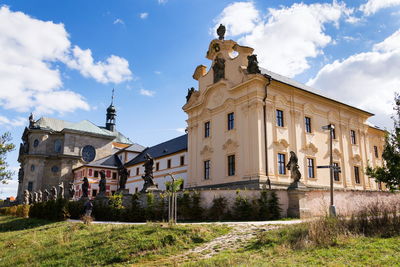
[321,124,337,217]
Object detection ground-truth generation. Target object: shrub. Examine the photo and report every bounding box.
[267,191,282,220]
[0,204,29,217]
[124,193,145,222]
[207,196,228,221]
[257,190,270,220]
[232,193,253,220]
[67,200,85,219]
[29,198,69,221]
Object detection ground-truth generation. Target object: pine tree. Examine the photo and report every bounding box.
[0,132,15,184]
[267,191,282,220]
[366,93,400,190]
[257,190,270,220]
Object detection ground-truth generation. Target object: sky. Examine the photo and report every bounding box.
[1,0,400,198]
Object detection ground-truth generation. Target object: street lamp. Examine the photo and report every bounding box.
[320,124,337,217]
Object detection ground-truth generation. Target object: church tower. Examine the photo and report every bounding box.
[106,89,116,132]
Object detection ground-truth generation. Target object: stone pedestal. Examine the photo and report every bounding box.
[287,182,310,218]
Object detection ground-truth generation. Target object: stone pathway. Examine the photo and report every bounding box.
[179,224,279,260]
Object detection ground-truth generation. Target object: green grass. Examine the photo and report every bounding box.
[182,226,400,267]
[0,216,230,267]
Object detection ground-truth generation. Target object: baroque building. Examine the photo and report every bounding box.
[183,30,385,191]
[17,97,140,200]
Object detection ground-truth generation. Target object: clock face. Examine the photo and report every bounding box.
[82,145,96,162]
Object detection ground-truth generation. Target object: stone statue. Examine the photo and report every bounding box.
[217,24,226,40]
[82,177,89,198]
[51,186,57,200]
[247,54,261,74]
[23,190,29,205]
[141,153,157,193]
[28,191,33,204]
[213,57,225,83]
[286,151,302,183]
[43,189,50,202]
[98,171,107,197]
[33,192,38,203]
[68,182,75,199]
[37,190,43,202]
[118,166,129,190]
[18,168,24,184]
[186,87,195,103]
[58,182,64,199]
[28,113,35,128]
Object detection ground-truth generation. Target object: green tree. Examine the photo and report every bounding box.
[0,132,15,184]
[366,93,400,190]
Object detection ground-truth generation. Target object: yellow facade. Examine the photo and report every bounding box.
[183,38,385,191]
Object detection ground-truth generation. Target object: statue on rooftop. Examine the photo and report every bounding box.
[186,87,195,103]
[286,151,302,183]
[28,113,35,128]
[213,57,225,83]
[247,54,261,74]
[141,153,157,193]
[217,24,226,40]
[37,190,43,202]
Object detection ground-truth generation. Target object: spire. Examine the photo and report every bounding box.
[106,88,117,132]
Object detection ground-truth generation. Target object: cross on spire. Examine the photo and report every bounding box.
[111,88,115,105]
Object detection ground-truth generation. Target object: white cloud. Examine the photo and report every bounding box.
[65,46,132,84]
[113,18,124,24]
[158,0,167,4]
[0,178,18,199]
[0,6,131,118]
[139,12,148,19]
[360,0,400,16]
[139,88,155,97]
[175,128,186,133]
[0,116,25,127]
[213,2,260,36]
[154,71,162,75]
[214,1,353,78]
[308,29,400,128]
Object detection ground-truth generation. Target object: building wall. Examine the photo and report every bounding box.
[73,166,119,199]
[126,151,188,193]
[184,38,386,191]
[18,129,116,198]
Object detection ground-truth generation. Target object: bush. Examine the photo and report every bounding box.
[177,191,204,221]
[29,198,69,221]
[232,192,253,220]
[267,191,282,220]
[67,200,85,219]
[0,204,29,217]
[207,196,229,221]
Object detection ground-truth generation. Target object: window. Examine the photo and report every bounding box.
[204,160,210,180]
[354,166,360,184]
[374,146,379,158]
[112,172,117,179]
[135,187,138,193]
[228,155,235,176]
[33,139,39,148]
[31,164,35,172]
[307,158,315,178]
[28,181,33,192]
[111,191,116,195]
[167,159,171,169]
[54,139,62,153]
[92,190,97,197]
[89,169,93,176]
[106,170,111,177]
[277,153,286,175]
[350,130,356,144]
[205,121,210,137]
[305,117,312,133]
[136,167,139,176]
[227,113,234,130]
[180,156,185,166]
[180,182,184,190]
[51,166,59,173]
[333,163,340,181]
[156,162,160,171]
[94,170,99,178]
[331,124,336,139]
[276,110,284,127]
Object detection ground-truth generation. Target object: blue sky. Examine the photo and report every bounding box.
[1,0,400,198]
